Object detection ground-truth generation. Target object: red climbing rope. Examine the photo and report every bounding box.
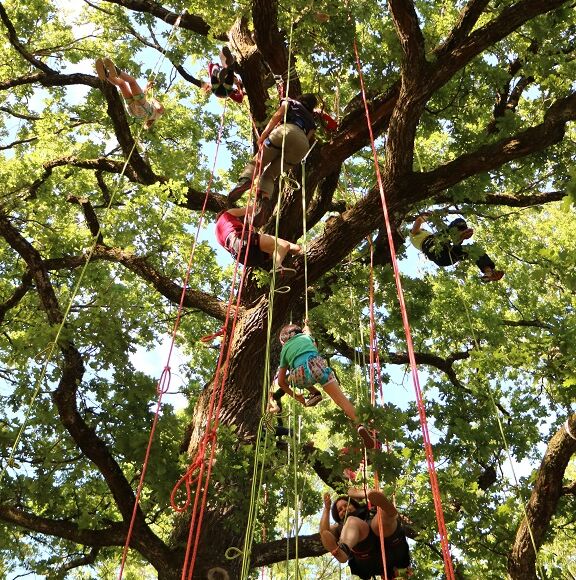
[171,141,267,580]
[367,237,390,580]
[352,35,456,579]
[117,102,229,579]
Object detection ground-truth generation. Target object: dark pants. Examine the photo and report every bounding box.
[421,236,494,272]
[227,234,271,270]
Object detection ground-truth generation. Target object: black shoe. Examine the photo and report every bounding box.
[228,178,251,203]
[252,196,273,228]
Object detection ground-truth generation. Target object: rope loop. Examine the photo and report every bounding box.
[157,366,171,394]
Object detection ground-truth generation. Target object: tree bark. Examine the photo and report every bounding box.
[508,413,576,579]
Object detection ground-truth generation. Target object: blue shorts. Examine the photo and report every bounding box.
[290,354,335,388]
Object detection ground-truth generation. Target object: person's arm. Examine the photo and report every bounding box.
[226,206,256,218]
[411,213,429,235]
[257,103,286,147]
[277,367,305,404]
[320,492,332,533]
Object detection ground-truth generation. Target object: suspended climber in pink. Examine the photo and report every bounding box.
[215,206,301,273]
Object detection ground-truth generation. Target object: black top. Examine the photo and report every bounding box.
[284,98,316,133]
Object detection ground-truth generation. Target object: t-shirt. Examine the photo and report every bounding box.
[409,228,432,250]
[279,333,318,369]
[284,98,317,133]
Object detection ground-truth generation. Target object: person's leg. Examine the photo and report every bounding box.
[322,378,357,422]
[340,516,371,550]
[229,148,270,202]
[368,491,400,538]
[258,234,300,269]
[422,237,458,267]
[321,518,370,563]
[117,71,144,98]
[261,124,309,189]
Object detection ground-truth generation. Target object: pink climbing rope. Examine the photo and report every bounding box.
[352,35,456,580]
[117,102,229,578]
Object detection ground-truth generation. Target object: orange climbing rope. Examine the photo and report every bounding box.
[170,142,268,580]
[117,102,229,578]
[352,34,456,579]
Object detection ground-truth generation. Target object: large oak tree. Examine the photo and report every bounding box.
[0,0,575,578]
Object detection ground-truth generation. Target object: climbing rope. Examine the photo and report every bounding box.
[351,27,456,579]
[118,94,228,577]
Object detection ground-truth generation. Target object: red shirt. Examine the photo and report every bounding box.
[215,211,245,247]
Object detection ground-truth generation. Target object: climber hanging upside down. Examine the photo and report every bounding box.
[95,58,164,129]
[410,214,504,282]
[320,488,412,579]
[202,46,244,103]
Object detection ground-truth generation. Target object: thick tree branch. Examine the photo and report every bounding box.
[440,0,491,55]
[91,245,230,320]
[435,190,566,208]
[100,0,216,37]
[0,504,126,546]
[416,92,576,201]
[251,0,302,98]
[508,413,576,579]
[388,0,426,72]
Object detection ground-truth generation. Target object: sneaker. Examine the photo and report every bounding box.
[228,177,252,203]
[95,58,108,81]
[252,196,273,228]
[304,392,322,407]
[357,424,376,449]
[220,46,236,68]
[103,57,119,80]
[480,269,504,283]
